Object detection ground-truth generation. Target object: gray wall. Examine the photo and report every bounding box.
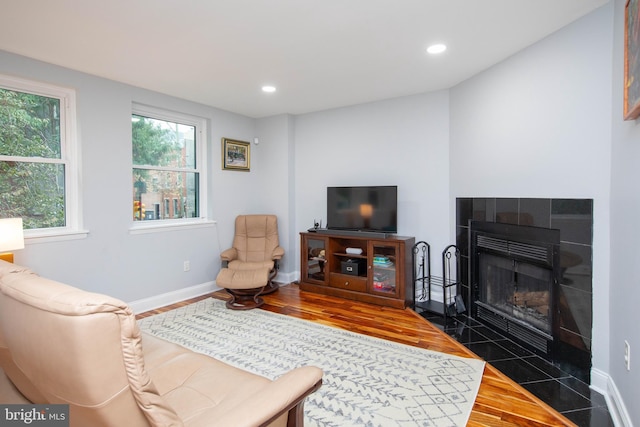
[292,91,452,273]
[254,114,296,275]
[610,0,640,424]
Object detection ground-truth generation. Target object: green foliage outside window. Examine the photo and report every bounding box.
[132,114,183,168]
[0,88,65,229]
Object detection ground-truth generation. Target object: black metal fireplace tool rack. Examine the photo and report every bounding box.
[412,241,466,318]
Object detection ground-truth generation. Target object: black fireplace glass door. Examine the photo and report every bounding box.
[479,252,553,334]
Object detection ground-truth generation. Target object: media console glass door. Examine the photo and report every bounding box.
[369,241,399,298]
[303,236,328,284]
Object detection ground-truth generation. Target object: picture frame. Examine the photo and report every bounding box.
[222,138,250,171]
[625,0,640,120]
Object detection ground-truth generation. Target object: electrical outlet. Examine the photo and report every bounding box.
[624,340,631,371]
[183,261,190,272]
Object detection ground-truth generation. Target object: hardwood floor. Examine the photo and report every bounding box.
[137,284,577,427]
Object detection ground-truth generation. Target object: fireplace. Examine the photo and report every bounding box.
[457,198,593,372]
[470,221,560,355]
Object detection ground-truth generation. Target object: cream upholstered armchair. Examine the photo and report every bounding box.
[216,215,284,310]
[0,260,322,427]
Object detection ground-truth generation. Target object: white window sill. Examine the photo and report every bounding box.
[129,219,217,235]
[25,229,90,244]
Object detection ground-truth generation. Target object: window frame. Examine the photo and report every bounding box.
[129,103,209,234]
[0,74,84,242]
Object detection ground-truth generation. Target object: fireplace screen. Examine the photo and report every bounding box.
[479,252,553,334]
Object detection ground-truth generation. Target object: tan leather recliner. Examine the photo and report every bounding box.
[216,215,284,309]
[0,261,322,427]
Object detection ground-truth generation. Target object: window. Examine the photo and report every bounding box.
[164,198,170,218]
[0,75,79,235]
[173,198,180,217]
[132,104,206,226]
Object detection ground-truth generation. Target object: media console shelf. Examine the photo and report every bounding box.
[299,231,415,309]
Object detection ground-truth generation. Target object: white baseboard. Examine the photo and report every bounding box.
[275,271,296,285]
[128,281,221,314]
[590,367,609,395]
[591,368,633,427]
[129,273,295,315]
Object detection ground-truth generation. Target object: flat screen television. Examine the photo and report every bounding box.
[327,186,397,234]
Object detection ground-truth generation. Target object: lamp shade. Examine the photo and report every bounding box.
[0,218,25,252]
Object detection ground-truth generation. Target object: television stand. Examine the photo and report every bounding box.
[314,229,392,239]
[299,231,414,309]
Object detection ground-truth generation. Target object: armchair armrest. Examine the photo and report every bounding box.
[271,246,285,260]
[211,366,323,427]
[220,248,238,262]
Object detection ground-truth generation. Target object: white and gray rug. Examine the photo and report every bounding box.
[138,298,485,427]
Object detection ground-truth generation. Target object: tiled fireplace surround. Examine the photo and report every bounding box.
[455,198,593,370]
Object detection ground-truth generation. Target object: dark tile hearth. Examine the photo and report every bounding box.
[418,311,614,427]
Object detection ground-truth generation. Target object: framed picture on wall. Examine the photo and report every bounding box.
[625,0,640,120]
[222,138,250,171]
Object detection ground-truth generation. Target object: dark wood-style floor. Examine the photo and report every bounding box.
[137,284,577,427]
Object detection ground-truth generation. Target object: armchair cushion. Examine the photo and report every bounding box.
[228,260,274,271]
[231,215,283,263]
[141,333,322,426]
[216,267,270,290]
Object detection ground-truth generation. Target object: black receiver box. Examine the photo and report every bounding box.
[341,259,365,276]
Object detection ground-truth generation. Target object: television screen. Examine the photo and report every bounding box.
[327,186,397,233]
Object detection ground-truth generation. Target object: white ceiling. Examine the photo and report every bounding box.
[0,0,609,118]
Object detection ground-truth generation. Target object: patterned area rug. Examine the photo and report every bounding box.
[138,298,485,427]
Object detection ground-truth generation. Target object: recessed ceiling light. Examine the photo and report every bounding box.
[262,85,276,93]
[426,44,447,55]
